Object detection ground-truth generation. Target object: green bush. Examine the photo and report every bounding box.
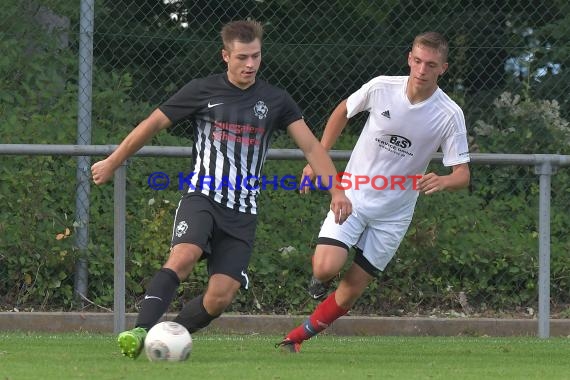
[2,2,570,317]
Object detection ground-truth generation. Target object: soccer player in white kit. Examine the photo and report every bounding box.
[278,32,471,352]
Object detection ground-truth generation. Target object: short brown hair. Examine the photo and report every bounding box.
[413,32,449,62]
[221,20,264,51]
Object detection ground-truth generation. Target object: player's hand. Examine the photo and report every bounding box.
[329,192,352,225]
[299,164,316,194]
[417,172,446,195]
[91,159,116,185]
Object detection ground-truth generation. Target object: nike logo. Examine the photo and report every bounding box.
[207,102,224,108]
[144,295,163,301]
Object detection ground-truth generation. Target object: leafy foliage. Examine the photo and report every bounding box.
[1,1,569,319]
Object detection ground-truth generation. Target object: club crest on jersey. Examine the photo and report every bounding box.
[175,220,188,237]
[253,101,268,119]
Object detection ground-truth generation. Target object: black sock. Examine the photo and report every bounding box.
[174,294,219,333]
[135,268,180,330]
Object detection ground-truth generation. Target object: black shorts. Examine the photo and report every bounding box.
[171,193,257,289]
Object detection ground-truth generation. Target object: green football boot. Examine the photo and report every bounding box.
[117,327,147,358]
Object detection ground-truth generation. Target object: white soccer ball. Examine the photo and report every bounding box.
[144,321,193,362]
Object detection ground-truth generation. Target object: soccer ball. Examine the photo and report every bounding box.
[144,321,193,362]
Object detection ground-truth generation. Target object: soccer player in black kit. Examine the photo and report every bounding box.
[91,20,352,358]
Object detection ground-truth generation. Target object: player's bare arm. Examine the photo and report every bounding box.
[287,119,352,224]
[417,163,470,195]
[91,108,172,185]
[319,99,350,150]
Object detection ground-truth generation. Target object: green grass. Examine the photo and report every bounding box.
[1,332,569,379]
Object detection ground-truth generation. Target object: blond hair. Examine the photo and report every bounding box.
[413,32,449,62]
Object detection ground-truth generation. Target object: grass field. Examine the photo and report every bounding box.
[1,332,569,379]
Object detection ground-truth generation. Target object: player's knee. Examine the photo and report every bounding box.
[203,291,235,315]
[312,257,343,280]
[165,244,202,279]
[312,244,348,280]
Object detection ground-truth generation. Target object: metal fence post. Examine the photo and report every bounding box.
[113,162,127,334]
[535,156,555,338]
[74,0,95,306]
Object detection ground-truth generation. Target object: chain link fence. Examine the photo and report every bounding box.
[1,1,569,318]
[92,0,569,138]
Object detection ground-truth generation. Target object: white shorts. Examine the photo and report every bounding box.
[318,210,411,271]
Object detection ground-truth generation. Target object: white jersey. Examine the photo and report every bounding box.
[344,75,470,222]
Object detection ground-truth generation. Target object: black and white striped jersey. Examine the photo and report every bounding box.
[159,73,303,214]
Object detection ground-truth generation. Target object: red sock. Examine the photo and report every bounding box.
[286,291,348,343]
